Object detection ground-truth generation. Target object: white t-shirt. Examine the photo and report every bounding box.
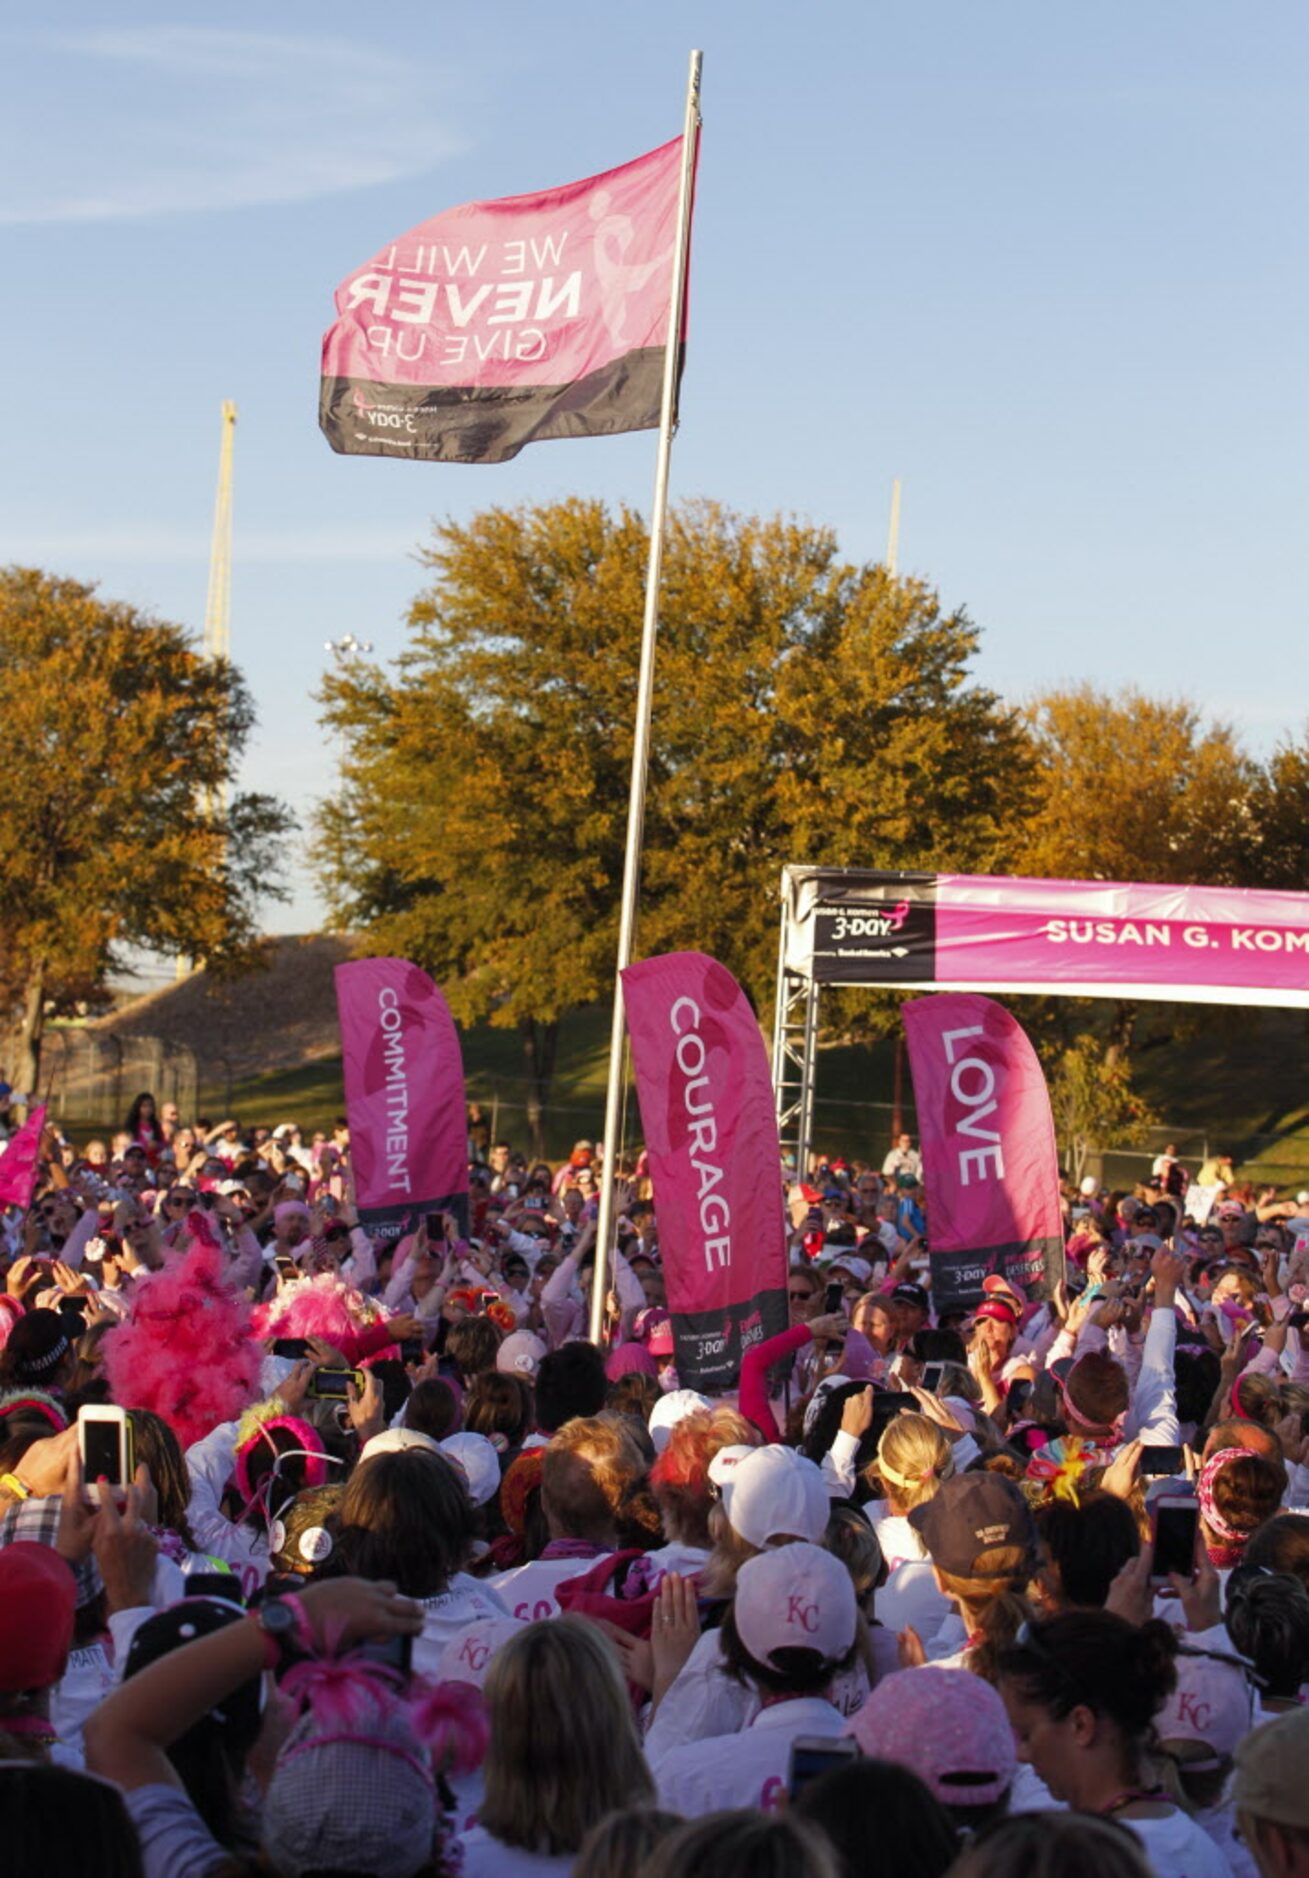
[415,1573,517,1680]
[124,1785,227,1878]
[655,1696,847,1817]
[457,1825,573,1876]
[1122,1807,1235,1878]
[490,1554,607,1623]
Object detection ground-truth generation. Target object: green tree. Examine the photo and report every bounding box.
[1046,1034,1158,1185]
[0,567,293,1091]
[320,500,1034,1150]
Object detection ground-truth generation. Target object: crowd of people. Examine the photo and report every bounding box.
[2,1088,1309,1877]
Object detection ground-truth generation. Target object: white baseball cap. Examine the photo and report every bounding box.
[440,1432,502,1507]
[359,1428,442,1464]
[709,1444,829,1549]
[496,1330,547,1381]
[1159,1648,1253,1768]
[647,1388,712,1454]
[827,1255,872,1287]
[734,1541,856,1667]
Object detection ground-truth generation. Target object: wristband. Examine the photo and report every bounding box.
[0,1473,31,1500]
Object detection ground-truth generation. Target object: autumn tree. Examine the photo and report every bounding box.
[319,499,1034,1147]
[1243,727,1309,890]
[0,568,293,1091]
[1046,1035,1158,1184]
[1016,685,1257,887]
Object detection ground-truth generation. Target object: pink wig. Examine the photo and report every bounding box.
[103,1216,262,1451]
[253,1273,384,1367]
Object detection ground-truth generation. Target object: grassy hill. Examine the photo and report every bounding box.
[48,938,1309,1188]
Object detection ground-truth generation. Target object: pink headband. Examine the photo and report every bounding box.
[234,1415,330,1510]
[1055,1368,1126,1441]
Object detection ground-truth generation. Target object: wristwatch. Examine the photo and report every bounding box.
[255,1594,309,1671]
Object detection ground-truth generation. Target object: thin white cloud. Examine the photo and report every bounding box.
[0,28,464,224]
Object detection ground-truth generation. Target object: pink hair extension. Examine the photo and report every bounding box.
[408,1678,490,1777]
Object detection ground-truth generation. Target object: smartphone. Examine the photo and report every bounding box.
[425,1213,447,1238]
[788,1733,859,1800]
[185,1573,246,1608]
[1287,1310,1309,1331]
[59,1296,89,1323]
[1151,1492,1200,1582]
[272,1337,310,1360]
[282,1175,305,1194]
[274,1255,297,1280]
[399,1339,425,1366]
[870,1390,917,1438]
[309,1367,363,1401]
[479,1289,500,1311]
[356,1630,413,1679]
[1141,1445,1185,1478]
[1006,1377,1033,1419]
[824,1280,844,1315]
[79,1405,134,1493]
[920,1361,945,1394]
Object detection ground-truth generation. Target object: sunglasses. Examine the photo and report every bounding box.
[789,1287,816,1301]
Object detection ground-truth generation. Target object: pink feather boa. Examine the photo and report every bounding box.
[103,1213,262,1451]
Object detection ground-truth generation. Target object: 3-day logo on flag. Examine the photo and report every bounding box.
[320,135,695,465]
[902,994,1065,1313]
[335,959,469,1243]
[621,951,789,1394]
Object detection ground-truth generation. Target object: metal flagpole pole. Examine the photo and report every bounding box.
[589,49,702,1348]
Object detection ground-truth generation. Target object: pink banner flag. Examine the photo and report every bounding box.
[902,995,1064,1312]
[320,134,695,464]
[0,1103,48,1209]
[334,960,469,1243]
[622,952,788,1393]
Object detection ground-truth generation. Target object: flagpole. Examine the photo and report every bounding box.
[590,49,702,1348]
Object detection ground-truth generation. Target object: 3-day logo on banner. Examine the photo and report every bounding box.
[334,959,469,1244]
[902,994,1065,1313]
[320,134,695,465]
[622,952,789,1394]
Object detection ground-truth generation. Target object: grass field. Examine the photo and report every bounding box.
[189,1000,1309,1188]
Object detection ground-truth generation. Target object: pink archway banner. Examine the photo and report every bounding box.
[783,870,1309,1007]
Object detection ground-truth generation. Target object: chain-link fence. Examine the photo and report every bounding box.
[39,1027,197,1139]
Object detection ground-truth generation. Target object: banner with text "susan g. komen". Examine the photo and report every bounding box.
[622,951,789,1393]
[903,993,1065,1313]
[334,959,469,1243]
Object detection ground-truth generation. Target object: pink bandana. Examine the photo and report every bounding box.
[1196,1448,1249,1550]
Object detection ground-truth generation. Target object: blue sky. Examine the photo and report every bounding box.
[3,4,1306,954]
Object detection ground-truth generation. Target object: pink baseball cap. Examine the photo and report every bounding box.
[847,1667,1016,1806]
[1158,1648,1253,1768]
[709,1444,830,1549]
[733,1541,856,1668]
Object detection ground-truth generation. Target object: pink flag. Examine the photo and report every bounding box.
[320,135,695,464]
[335,960,469,1243]
[0,1103,48,1209]
[902,995,1064,1311]
[622,952,788,1393]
